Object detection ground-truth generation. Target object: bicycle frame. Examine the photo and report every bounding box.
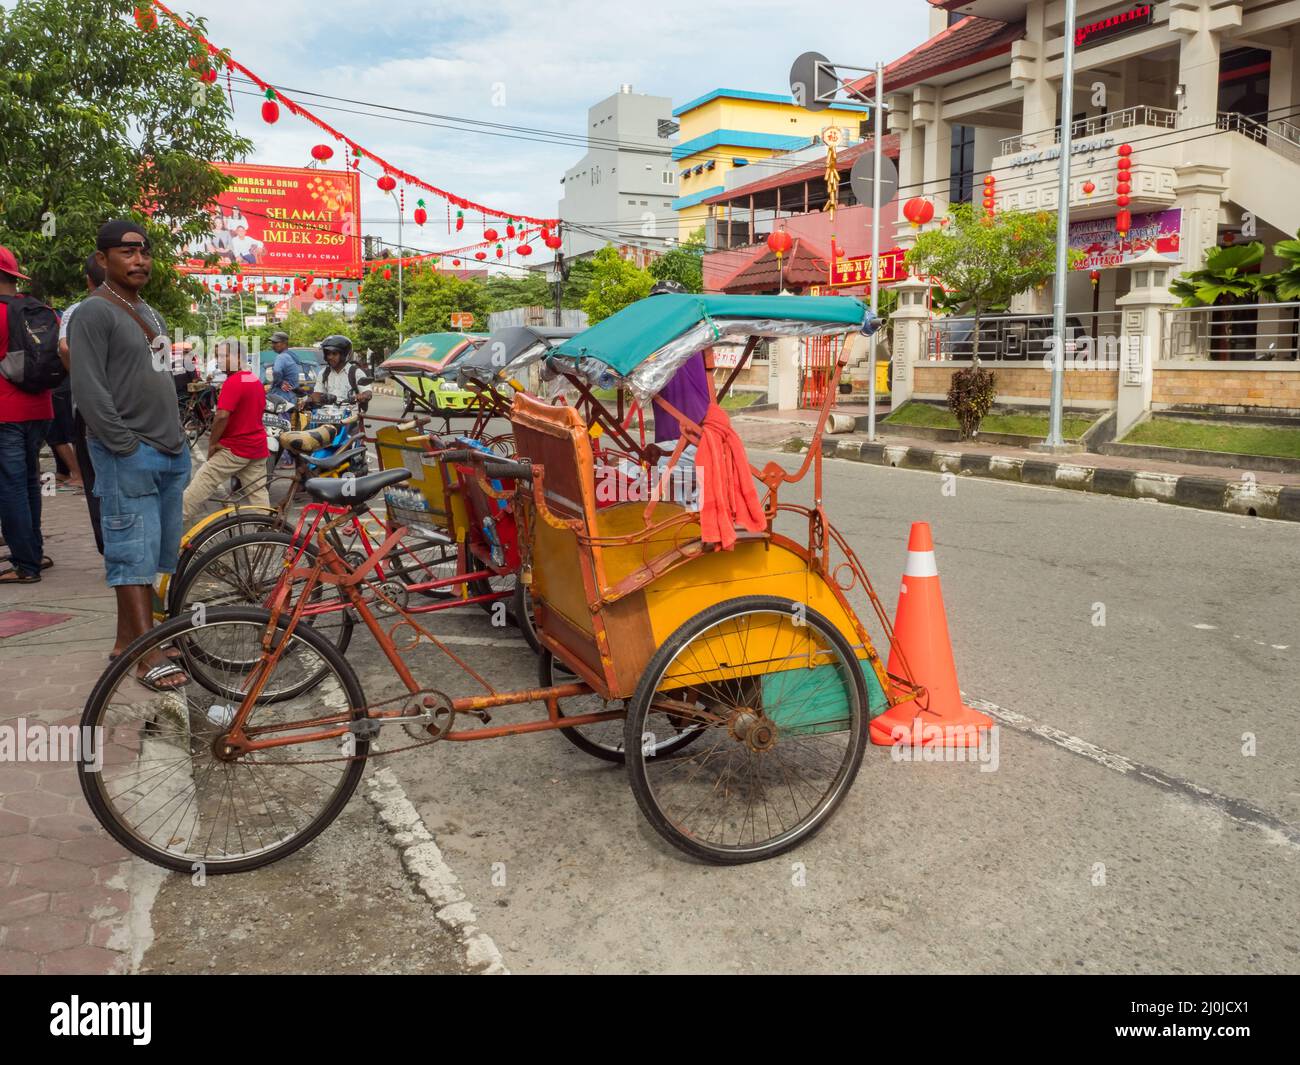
[215,514,617,761]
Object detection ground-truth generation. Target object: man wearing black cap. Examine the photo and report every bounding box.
[69,220,190,690]
[269,330,299,396]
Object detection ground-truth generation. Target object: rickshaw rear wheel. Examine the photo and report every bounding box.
[539,651,704,764]
[624,596,867,864]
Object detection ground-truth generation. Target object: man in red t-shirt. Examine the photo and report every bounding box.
[0,246,55,584]
[181,339,270,525]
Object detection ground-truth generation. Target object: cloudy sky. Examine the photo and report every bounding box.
[34,1,934,259]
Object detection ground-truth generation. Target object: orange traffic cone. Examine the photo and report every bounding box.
[869,522,994,748]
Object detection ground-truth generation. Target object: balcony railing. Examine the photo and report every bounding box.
[999,105,1178,156]
[1161,302,1300,362]
[925,312,1123,362]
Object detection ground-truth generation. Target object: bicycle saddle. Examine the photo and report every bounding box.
[304,468,410,507]
[304,444,365,471]
[280,425,338,452]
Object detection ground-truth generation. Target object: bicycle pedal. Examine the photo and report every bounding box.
[348,718,383,740]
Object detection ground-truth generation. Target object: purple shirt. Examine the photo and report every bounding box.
[654,352,712,442]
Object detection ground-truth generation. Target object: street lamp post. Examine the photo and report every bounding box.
[1045,0,1079,448]
[866,59,884,443]
[386,190,405,344]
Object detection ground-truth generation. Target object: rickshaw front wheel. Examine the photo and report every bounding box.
[624,596,867,864]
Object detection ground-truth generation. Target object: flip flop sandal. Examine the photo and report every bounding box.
[137,663,189,692]
[0,570,41,584]
[40,556,53,570]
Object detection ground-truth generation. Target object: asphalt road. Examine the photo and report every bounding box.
[320,405,1300,972]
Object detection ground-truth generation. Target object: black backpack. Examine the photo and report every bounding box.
[0,294,65,393]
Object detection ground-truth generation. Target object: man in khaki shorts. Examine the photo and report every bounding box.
[182,339,269,524]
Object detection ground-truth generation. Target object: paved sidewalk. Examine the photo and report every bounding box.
[0,484,130,975]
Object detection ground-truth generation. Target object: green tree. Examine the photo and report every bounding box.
[1269,233,1300,302]
[561,256,595,309]
[0,0,252,329]
[582,246,652,323]
[484,271,550,313]
[649,227,705,292]
[357,267,490,355]
[906,203,1070,364]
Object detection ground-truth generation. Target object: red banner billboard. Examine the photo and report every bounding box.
[828,248,908,288]
[180,162,362,277]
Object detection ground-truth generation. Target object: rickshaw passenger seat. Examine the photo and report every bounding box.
[304,468,411,508]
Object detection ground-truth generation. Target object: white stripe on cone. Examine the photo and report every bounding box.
[903,550,938,578]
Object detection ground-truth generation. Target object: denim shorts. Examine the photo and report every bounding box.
[88,438,192,587]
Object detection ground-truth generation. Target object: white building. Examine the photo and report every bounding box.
[557,86,679,260]
[873,0,1300,424]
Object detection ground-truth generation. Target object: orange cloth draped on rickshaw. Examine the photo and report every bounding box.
[695,403,765,550]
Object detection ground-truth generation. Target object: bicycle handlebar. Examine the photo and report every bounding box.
[435,448,533,483]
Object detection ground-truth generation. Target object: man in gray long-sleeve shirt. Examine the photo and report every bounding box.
[68,219,191,691]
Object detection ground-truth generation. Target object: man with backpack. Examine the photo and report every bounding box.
[303,334,372,411]
[0,244,63,584]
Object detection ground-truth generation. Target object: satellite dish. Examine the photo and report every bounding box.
[850,152,899,207]
[790,51,835,112]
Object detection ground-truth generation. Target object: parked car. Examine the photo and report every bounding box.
[258,346,323,390]
[931,315,1088,361]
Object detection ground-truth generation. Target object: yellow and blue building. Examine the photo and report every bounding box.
[672,88,872,241]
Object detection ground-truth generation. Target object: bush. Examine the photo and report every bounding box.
[947,364,997,439]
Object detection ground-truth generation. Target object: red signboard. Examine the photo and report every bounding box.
[1076,4,1153,49]
[180,162,362,277]
[828,248,907,288]
[449,312,476,330]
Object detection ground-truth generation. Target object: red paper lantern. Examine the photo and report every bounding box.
[507,222,516,238]
[1116,195,1130,208]
[903,197,935,226]
[377,174,397,192]
[414,207,427,226]
[452,258,461,266]
[983,197,995,210]
[544,233,563,250]
[983,175,995,187]
[313,287,324,299]
[455,211,464,232]
[517,244,533,256]
[475,252,487,260]
[302,274,313,286]
[1116,182,1131,195]
[1115,210,1132,235]
[1089,270,1101,287]
[261,90,280,124]
[1082,180,1096,196]
[767,229,794,257]
[495,245,503,259]
[483,227,499,242]
[1118,158,1132,171]
[311,144,334,162]
[1118,143,1133,157]
[383,269,392,280]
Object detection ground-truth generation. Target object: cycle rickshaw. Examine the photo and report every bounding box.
[80,294,922,870]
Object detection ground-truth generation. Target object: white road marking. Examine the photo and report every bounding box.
[964,694,1300,850]
[364,767,509,974]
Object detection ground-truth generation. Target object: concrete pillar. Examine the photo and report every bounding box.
[1115,252,1181,435]
[1172,162,1229,279]
[1018,0,1057,144]
[768,336,800,411]
[1169,0,1241,132]
[888,276,933,407]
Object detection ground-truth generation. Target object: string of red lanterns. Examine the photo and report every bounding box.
[1115,143,1133,238]
[146,0,561,228]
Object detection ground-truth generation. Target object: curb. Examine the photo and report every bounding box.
[824,437,1300,521]
[364,768,509,974]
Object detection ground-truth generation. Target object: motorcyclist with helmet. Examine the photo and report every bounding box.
[302,334,372,412]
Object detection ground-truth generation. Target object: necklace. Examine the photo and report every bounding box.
[98,283,163,336]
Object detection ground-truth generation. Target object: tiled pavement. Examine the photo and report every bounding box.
[0,485,135,975]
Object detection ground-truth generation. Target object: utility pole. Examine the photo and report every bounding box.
[1045,0,1079,449]
[866,60,884,442]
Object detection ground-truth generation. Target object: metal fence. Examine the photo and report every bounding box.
[926,311,1124,362]
[1161,302,1300,361]
[999,105,1177,156]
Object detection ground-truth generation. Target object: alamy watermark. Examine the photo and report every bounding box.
[0,718,103,771]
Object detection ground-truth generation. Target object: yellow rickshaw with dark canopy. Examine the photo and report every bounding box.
[79,294,925,871]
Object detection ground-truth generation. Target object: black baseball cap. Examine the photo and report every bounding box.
[96,219,150,251]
